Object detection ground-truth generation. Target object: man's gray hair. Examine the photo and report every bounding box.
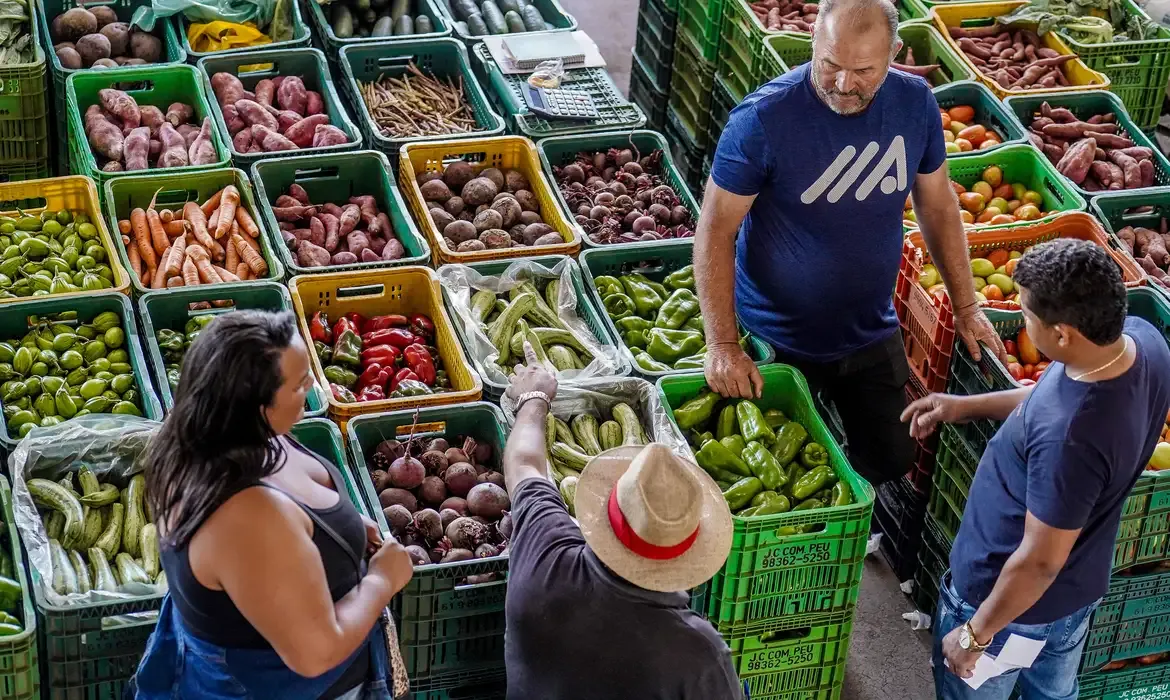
[814,0,900,49]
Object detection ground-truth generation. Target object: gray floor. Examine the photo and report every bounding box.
[558,1,937,696]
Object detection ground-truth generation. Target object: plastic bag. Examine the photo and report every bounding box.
[438,259,623,387]
[187,19,271,52]
[499,376,690,459]
[132,0,292,39]
[527,59,564,89]
[11,415,164,608]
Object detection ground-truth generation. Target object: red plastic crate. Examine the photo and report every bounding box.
[903,378,940,496]
[895,237,956,395]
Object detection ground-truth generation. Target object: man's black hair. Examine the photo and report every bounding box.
[1012,238,1126,346]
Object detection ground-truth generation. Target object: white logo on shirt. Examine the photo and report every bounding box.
[800,136,908,204]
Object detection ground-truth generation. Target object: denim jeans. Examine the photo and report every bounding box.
[933,571,1100,700]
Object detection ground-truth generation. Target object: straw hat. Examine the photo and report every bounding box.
[575,443,733,593]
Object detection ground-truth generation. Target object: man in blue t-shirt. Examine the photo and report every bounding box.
[697,0,1002,486]
[903,240,1170,699]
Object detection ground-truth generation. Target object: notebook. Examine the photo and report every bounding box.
[502,32,586,70]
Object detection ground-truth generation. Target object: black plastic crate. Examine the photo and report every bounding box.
[872,475,927,582]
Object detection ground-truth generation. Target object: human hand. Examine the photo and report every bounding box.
[942,626,983,679]
[900,393,966,440]
[955,305,1006,363]
[362,515,383,557]
[507,341,558,403]
[705,342,763,399]
[368,538,414,597]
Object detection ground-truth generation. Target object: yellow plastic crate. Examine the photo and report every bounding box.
[397,136,581,265]
[931,1,1111,99]
[0,175,131,301]
[287,267,482,424]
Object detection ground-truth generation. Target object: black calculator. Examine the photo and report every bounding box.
[523,85,599,121]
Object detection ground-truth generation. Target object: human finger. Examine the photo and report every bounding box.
[900,396,934,423]
[523,340,539,366]
[980,322,1007,361]
[913,405,945,438]
[959,326,983,362]
[729,366,753,399]
[748,362,764,399]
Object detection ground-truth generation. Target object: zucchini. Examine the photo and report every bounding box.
[89,548,117,592]
[512,282,565,330]
[551,442,590,470]
[155,570,168,591]
[465,11,489,35]
[544,278,561,315]
[29,478,84,549]
[80,507,102,549]
[515,319,550,368]
[415,13,432,32]
[599,420,622,451]
[470,290,497,324]
[547,345,579,372]
[80,483,118,507]
[50,540,78,595]
[77,467,100,497]
[503,9,525,32]
[372,14,394,36]
[612,402,648,446]
[46,512,64,540]
[122,475,146,558]
[389,0,410,20]
[545,412,557,453]
[69,550,91,594]
[487,291,537,365]
[510,327,590,357]
[571,413,602,456]
[141,524,160,579]
[559,475,578,516]
[481,0,506,32]
[393,14,414,34]
[94,503,123,562]
[115,553,149,586]
[553,415,579,448]
[499,0,522,12]
[520,4,544,31]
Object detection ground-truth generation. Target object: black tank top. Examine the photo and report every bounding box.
[161,437,370,697]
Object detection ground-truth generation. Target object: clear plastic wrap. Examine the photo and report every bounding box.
[527,59,565,89]
[438,258,624,388]
[11,415,165,608]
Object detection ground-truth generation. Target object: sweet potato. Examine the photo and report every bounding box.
[284,114,330,148]
[347,230,371,259]
[251,125,297,152]
[1092,132,1135,149]
[272,110,300,132]
[276,76,307,115]
[382,238,405,261]
[1056,137,1096,184]
[322,202,344,218]
[360,248,380,263]
[85,105,124,161]
[210,72,246,106]
[350,195,378,230]
[312,124,349,148]
[235,99,278,131]
[123,126,151,171]
[309,216,326,247]
[1136,227,1169,265]
[289,184,311,205]
[189,117,218,166]
[157,123,189,168]
[368,234,387,256]
[1108,151,1142,189]
[254,79,275,107]
[338,204,361,237]
[273,205,316,222]
[139,105,164,134]
[221,103,246,135]
[1117,226,1137,254]
[1140,158,1155,188]
[305,91,324,116]
[1115,146,1154,160]
[375,213,392,240]
[233,127,253,153]
[99,89,139,131]
[1042,122,1119,139]
[297,240,331,268]
[165,102,193,127]
[331,251,358,266]
[319,212,340,251]
[1089,160,1115,187]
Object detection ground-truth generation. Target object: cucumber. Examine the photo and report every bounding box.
[89,548,117,592]
[29,478,84,549]
[415,13,432,32]
[94,503,123,562]
[393,14,414,34]
[504,9,525,32]
[499,0,522,12]
[520,4,544,31]
[389,0,410,21]
[481,0,507,32]
[466,12,489,36]
[122,475,146,558]
[372,14,394,35]
[115,553,149,586]
[331,0,355,34]
[80,483,118,507]
[452,0,478,19]
[141,524,160,579]
[80,507,102,549]
[50,540,78,595]
[69,550,91,594]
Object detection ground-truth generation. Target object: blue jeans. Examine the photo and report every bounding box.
[933,571,1100,700]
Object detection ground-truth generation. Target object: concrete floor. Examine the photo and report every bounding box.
[558,1,937,696]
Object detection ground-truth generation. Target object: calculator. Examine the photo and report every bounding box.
[523,85,599,121]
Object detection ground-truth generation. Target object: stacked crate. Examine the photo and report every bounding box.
[0,8,49,182]
[631,0,678,130]
[667,0,722,193]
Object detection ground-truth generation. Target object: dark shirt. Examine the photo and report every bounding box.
[951,317,1170,624]
[504,479,742,699]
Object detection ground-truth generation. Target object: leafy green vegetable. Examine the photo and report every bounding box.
[1005,0,1162,43]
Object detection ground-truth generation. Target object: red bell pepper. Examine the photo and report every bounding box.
[357,385,385,402]
[361,344,401,368]
[362,327,418,349]
[365,314,410,333]
[345,313,366,334]
[357,363,387,390]
[403,343,437,385]
[330,383,356,403]
[409,314,435,341]
[333,316,359,340]
[309,312,332,344]
[390,367,418,392]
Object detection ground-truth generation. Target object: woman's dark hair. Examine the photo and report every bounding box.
[146,310,299,548]
[1013,238,1127,345]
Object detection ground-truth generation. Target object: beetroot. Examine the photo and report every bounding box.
[370,469,389,491]
[419,475,448,506]
[444,462,479,497]
[404,545,431,566]
[419,450,449,475]
[375,439,406,463]
[440,497,468,515]
[471,441,493,466]
[476,543,502,558]
[380,488,418,512]
[388,456,425,490]
[444,447,470,465]
[412,508,443,544]
[467,483,511,520]
[441,548,475,564]
[439,508,462,531]
[562,163,585,183]
[631,215,657,234]
[615,149,635,166]
[478,471,506,488]
[446,517,493,550]
[497,510,513,541]
[384,504,413,536]
[425,438,449,454]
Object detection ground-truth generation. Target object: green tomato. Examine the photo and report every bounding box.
[103,327,125,349]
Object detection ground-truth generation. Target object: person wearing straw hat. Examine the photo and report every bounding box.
[501,343,743,699]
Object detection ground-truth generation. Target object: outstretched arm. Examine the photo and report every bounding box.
[503,342,559,492]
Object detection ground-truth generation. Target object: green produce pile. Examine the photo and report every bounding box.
[473,277,596,375]
[594,264,745,373]
[448,0,554,36]
[0,209,118,299]
[155,315,215,397]
[674,389,854,521]
[327,0,435,38]
[0,0,35,64]
[1004,0,1161,43]
[0,515,23,636]
[1,310,142,439]
[29,469,163,596]
[545,402,648,515]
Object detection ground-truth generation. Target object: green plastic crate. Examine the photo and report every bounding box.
[1004,90,1170,196]
[707,76,735,156]
[290,417,367,505]
[441,0,577,43]
[197,47,362,168]
[677,0,724,62]
[471,44,645,140]
[411,678,507,700]
[669,29,716,148]
[628,50,669,129]
[173,0,311,62]
[898,0,929,22]
[934,80,1027,156]
[0,5,48,144]
[927,451,965,543]
[579,240,775,379]
[345,403,510,689]
[717,0,763,103]
[535,129,700,249]
[729,613,851,699]
[1078,654,1170,699]
[1081,568,1170,674]
[634,0,677,93]
[658,365,875,637]
[913,513,951,616]
[1091,187,1170,301]
[102,167,285,294]
[0,293,162,451]
[0,476,39,700]
[65,65,230,189]
[903,0,1008,20]
[337,39,505,168]
[0,162,51,186]
[305,0,452,61]
[137,280,327,417]
[250,150,430,274]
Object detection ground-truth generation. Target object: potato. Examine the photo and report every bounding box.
[481,168,505,191]
[522,223,553,246]
[491,196,522,228]
[129,31,162,62]
[514,190,539,213]
[479,229,513,249]
[472,208,503,233]
[76,33,111,67]
[508,225,528,244]
[91,58,118,69]
[418,170,444,186]
[420,179,453,203]
[444,220,477,244]
[100,22,130,56]
[533,232,565,247]
[443,161,475,191]
[55,8,97,42]
[475,204,489,216]
[461,177,498,207]
[444,196,465,216]
[519,210,542,226]
[430,207,455,230]
[504,169,529,193]
[55,46,82,69]
[457,239,487,252]
[90,6,118,28]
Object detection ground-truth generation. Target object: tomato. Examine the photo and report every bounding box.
[1033,361,1049,374]
[1022,364,1035,379]
[1006,362,1025,381]
[1017,328,1041,365]
[1003,339,1017,357]
[982,284,1005,302]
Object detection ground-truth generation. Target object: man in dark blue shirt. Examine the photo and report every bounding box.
[903,239,1170,699]
[696,0,1002,486]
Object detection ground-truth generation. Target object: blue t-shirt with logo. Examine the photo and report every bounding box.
[951,317,1170,624]
[710,63,947,362]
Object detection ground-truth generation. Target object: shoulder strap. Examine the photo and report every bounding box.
[254,482,363,572]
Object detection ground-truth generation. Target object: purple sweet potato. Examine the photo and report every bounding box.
[297,240,331,268]
[276,76,307,115]
[312,124,348,147]
[1056,137,1096,184]
[331,251,359,265]
[284,114,330,148]
[305,90,324,115]
[235,99,278,130]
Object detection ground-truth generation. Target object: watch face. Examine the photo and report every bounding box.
[958,625,972,650]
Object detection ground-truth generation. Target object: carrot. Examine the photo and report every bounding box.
[130,208,158,275]
[163,220,187,238]
[167,276,184,288]
[224,229,239,271]
[182,257,199,287]
[238,232,260,253]
[152,247,170,289]
[235,206,260,238]
[214,186,240,240]
[233,233,268,276]
[146,208,168,257]
[118,219,131,235]
[165,234,186,278]
[208,208,219,233]
[237,262,251,280]
[159,209,173,224]
[183,202,224,260]
[187,244,223,285]
[124,233,143,284]
[213,265,240,282]
[201,188,224,217]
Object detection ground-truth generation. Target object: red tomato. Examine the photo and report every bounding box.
[1032,370,1044,382]
[1022,364,1035,379]
[1006,362,1025,381]
[1003,340,1018,357]
[1034,361,1049,374]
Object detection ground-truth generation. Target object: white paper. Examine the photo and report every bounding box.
[958,633,1046,690]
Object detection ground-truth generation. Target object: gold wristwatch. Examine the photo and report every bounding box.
[959,622,991,653]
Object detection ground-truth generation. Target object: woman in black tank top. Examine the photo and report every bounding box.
[136,311,413,699]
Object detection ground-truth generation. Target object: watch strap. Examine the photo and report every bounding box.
[964,622,991,652]
[516,390,551,412]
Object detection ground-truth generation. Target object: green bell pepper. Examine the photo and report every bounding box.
[831,481,854,507]
[696,458,748,485]
[674,390,719,431]
[615,316,654,334]
[673,355,707,370]
[604,293,637,320]
[792,465,834,500]
[800,442,830,469]
[722,476,764,511]
[594,275,624,299]
[683,315,705,333]
[332,329,362,368]
[715,404,738,440]
[620,274,665,318]
[793,497,824,512]
[771,421,809,466]
[0,575,19,612]
[664,264,695,291]
[623,330,648,348]
[313,341,332,365]
[764,409,789,429]
[155,329,185,356]
[719,434,746,458]
[323,365,357,388]
[654,288,700,330]
[744,492,791,517]
[742,440,788,491]
[633,351,672,373]
[784,464,806,492]
[646,328,704,365]
[696,439,752,478]
[688,430,713,448]
[735,400,775,444]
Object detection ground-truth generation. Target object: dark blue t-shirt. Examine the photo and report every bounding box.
[710,63,947,361]
[951,317,1170,624]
